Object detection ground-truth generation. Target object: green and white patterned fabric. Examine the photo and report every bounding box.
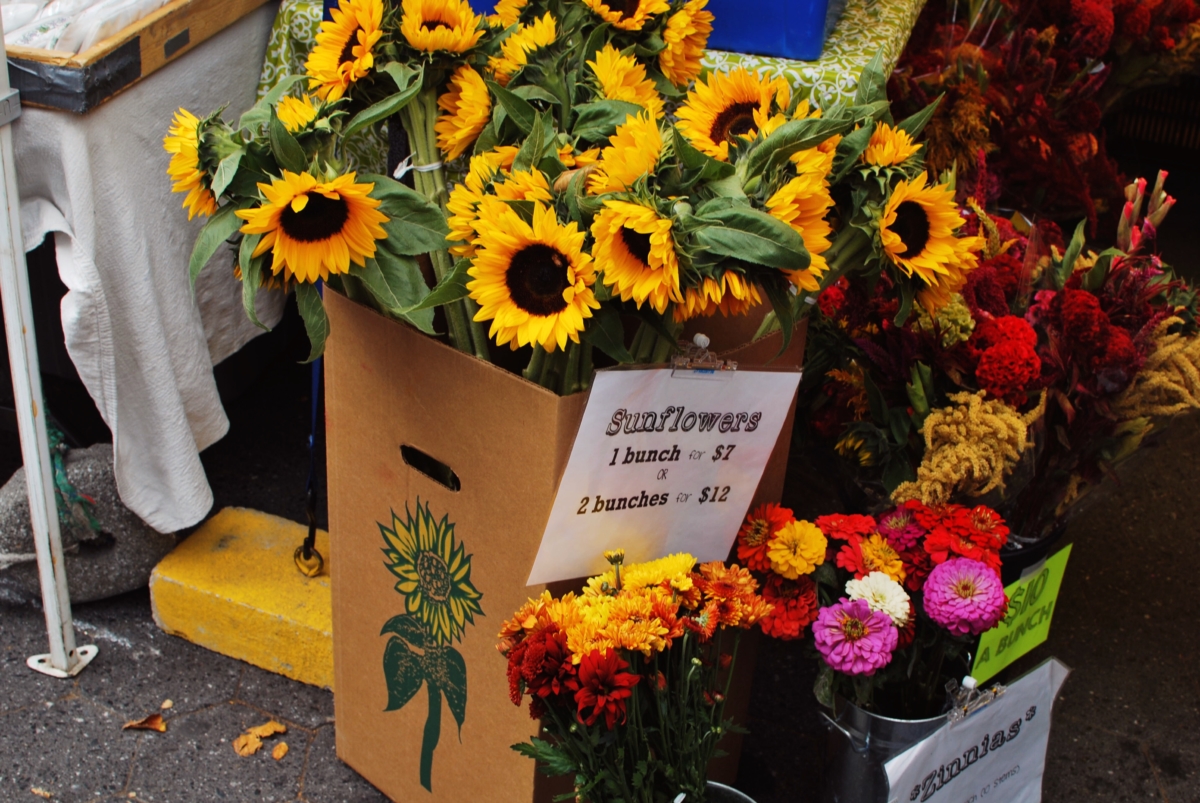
[255,0,925,173]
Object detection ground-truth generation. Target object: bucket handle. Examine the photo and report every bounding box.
[820,711,870,755]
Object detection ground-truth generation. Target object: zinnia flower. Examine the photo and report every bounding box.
[573,648,640,729]
[812,599,898,675]
[845,572,911,627]
[815,513,877,541]
[758,574,818,640]
[922,558,1007,636]
[767,519,827,579]
[836,533,906,583]
[737,503,794,573]
[877,502,927,552]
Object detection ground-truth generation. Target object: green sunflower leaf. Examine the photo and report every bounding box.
[897,94,943,140]
[343,66,423,141]
[427,647,468,736]
[361,173,451,255]
[571,100,643,143]
[760,275,796,355]
[513,112,548,174]
[210,149,244,200]
[238,233,268,330]
[383,636,426,712]
[489,81,538,134]
[189,204,242,289]
[295,282,329,362]
[513,738,579,777]
[743,116,852,181]
[1056,218,1087,290]
[831,123,876,183]
[580,304,634,364]
[854,50,888,107]
[381,614,426,648]
[237,75,307,131]
[268,108,308,174]
[672,127,734,183]
[399,258,471,313]
[510,85,560,105]
[694,205,811,271]
[358,251,436,334]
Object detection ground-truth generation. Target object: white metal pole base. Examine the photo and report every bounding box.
[27,645,98,678]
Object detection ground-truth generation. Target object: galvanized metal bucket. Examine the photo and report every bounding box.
[820,700,947,803]
[704,781,757,803]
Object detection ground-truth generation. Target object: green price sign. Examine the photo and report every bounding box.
[972,543,1073,683]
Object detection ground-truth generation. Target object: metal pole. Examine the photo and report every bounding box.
[0,22,96,678]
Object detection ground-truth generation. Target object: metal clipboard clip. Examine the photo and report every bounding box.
[670,334,737,380]
[946,676,1007,726]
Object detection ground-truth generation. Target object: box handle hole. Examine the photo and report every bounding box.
[400,445,461,492]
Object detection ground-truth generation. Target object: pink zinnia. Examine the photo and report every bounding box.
[878,505,926,551]
[923,558,1008,636]
[812,599,898,676]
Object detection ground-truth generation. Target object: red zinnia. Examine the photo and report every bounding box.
[923,526,1001,572]
[896,601,917,649]
[758,574,819,640]
[901,546,933,592]
[963,505,1009,552]
[737,503,795,572]
[815,513,877,541]
[573,649,640,729]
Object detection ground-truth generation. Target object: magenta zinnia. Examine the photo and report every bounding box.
[877,504,927,552]
[812,598,898,676]
[923,558,1007,636]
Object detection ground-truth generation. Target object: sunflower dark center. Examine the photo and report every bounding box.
[607,0,641,18]
[280,193,350,242]
[506,243,572,316]
[711,102,759,145]
[619,226,653,266]
[339,33,359,65]
[891,201,930,256]
[417,551,452,603]
[422,18,451,30]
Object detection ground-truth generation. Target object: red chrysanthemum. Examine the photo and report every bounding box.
[737,503,795,572]
[573,649,640,730]
[507,625,576,719]
[683,599,720,642]
[815,513,877,541]
[976,339,1041,404]
[758,574,819,640]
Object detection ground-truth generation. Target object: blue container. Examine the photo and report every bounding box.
[705,0,847,61]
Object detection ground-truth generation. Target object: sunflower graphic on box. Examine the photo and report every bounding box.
[379,499,483,792]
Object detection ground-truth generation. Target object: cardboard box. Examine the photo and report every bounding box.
[324,290,801,802]
[6,0,274,113]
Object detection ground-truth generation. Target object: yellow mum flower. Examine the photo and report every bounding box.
[857,534,906,584]
[659,0,713,86]
[467,202,600,352]
[591,200,681,314]
[587,112,663,194]
[676,67,791,161]
[863,121,922,167]
[276,94,318,133]
[435,64,491,160]
[581,0,670,30]
[585,552,696,596]
[588,43,664,119]
[603,594,670,656]
[766,146,835,292]
[488,12,556,86]
[767,519,827,579]
[304,0,382,101]
[163,108,217,219]
[487,0,526,26]
[236,170,389,284]
[400,0,484,53]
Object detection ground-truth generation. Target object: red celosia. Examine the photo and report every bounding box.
[758,575,819,640]
[1093,325,1142,390]
[815,513,877,541]
[1057,288,1108,354]
[976,339,1042,404]
[961,265,1011,318]
[819,282,847,317]
[737,503,795,573]
[573,649,640,729]
[973,315,1038,351]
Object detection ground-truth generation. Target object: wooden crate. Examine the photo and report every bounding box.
[6,0,273,113]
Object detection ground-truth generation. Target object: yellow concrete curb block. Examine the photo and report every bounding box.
[150,507,333,689]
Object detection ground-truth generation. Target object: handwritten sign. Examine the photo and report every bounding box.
[884,658,1070,803]
[972,545,1072,683]
[527,366,801,585]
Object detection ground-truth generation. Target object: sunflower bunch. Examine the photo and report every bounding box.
[499,550,773,803]
[164,80,454,361]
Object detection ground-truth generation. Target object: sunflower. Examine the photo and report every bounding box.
[591,201,681,314]
[488,12,556,86]
[863,121,922,167]
[435,65,491,160]
[587,112,663,194]
[304,0,382,101]
[488,0,526,26]
[381,500,483,647]
[236,170,389,284]
[672,272,762,321]
[581,0,670,30]
[446,151,508,257]
[676,68,791,161]
[276,94,318,133]
[400,0,484,53]
[558,144,600,168]
[588,43,664,119]
[879,173,982,311]
[163,108,217,219]
[659,0,712,86]
[766,146,835,292]
[467,202,600,352]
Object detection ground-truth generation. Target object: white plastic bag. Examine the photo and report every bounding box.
[2,1,45,33]
[5,11,69,48]
[55,0,164,53]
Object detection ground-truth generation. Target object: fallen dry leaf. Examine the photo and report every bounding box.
[232,732,263,757]
[272,742,289,761]
[31,788,52,799]
[160,699,173,710]
[121,714,167,732]
[247,720,287,739]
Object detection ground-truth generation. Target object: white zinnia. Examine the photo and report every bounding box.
[846,572,911,627]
